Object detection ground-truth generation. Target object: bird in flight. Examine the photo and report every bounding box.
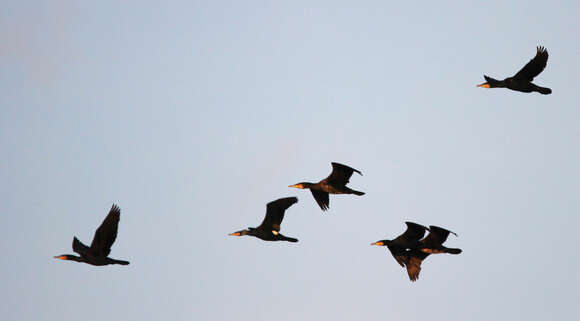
[229,197,299,242]
[54,204,130,266]
[477,46,551,94]
[289,162,364,211]
[372,222,461,281]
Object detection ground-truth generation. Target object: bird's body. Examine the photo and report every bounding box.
[229,197,299,242]
[54,204,130,266]
[478,46,551,94]
[289,162,364,211]
[403,225,462,281]
[372,223,461,282]
[371,222,429,267]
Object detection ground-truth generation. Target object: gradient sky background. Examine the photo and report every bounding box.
[2,1,579,320]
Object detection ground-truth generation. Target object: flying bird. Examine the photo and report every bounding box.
[371,222,429,268]
[477,46,552,94]
[404,225,462,281]
[229,197,299,242]
[372,223,461,282]
[289,162,364,211]
[54,204,130,266]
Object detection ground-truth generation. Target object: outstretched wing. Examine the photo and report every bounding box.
[513,46,549,81]
[310,189,329,211]
[422,225,457,247]
[402,222,429,241]
[406,254,427,282]
[387,245,409,268]
[327,162,362,185]
[90,204,121,257]
[260,197,298,231]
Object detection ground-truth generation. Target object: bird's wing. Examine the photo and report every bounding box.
[513,46,549,81]
[422,225,457,247]
[387,245,408,267]
[327,162,362,185]
[406,255,426,282]
[90,204,121,256]
[310,189,329,211]
[259,197,298,231]
[401,222,429,242]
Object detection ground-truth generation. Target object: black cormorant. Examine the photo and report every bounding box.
[289,162,364,211]
[229,197,299,242]
[478,46,551,94]
[54,204,130,266]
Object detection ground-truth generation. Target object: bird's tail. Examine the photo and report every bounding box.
[445,248,462,254]
[282,236,298,243]
[351,190,365,196]
[109,258,130,265]
[535,86,552,95]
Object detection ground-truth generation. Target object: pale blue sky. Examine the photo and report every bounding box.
[1,1,579,320]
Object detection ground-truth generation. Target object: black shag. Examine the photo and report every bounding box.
[478,46,551,94]
[372,223,461,282]
[371,222,429,268]
[229,197,299,242]
[289,162,364,211]
[54,204,130,266]
[404,225,462,281]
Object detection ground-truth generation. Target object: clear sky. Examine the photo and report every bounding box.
[1,1,579,320]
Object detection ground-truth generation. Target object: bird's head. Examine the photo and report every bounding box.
[228,230,247,237]
[53,254,83,262]
[370,240,390,246]
[229,228,255,237]
[288,182,312,189]
[477,75,503,88]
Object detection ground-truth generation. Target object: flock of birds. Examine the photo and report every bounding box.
[54,46,552,282]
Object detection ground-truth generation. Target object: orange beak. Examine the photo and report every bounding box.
[477,83,491,88]
[288,184,303,189]
[54,255,67,260]
[229,232,241,236]
[371,241,384,246]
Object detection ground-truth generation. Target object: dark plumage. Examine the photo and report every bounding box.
[289,162,364,211]
[404,226,462,281]
[229,197,299,242]
[54,204,130,266]
[371,222,429,267]
[478,46,551,94]
[372,223,461,282]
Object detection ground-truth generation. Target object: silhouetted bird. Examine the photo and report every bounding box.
[371,222,429,268]
[404,225,462,281]
[289,162,364,211]
[54,204,130,266]
[372,223,461,282]
[229,197,299,242]
[478,46,551,94]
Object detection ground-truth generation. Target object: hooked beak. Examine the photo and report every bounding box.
[477,83,491,88]
[371,241,384,246]
[288,184,303,189]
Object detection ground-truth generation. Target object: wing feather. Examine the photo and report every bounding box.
[327,162,362,185]
[513,46,549,81]
[260,197,298,231]
[310,189,329,211]
[90,204,121,257]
